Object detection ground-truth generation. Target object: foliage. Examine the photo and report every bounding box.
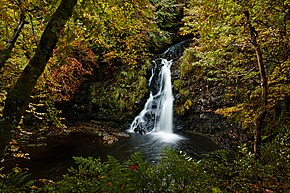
[176,0,290,128]
[88,60,151,120]
[0,0,54,116]
[71,0,155,67]
[200,146,290,192]
[39,149,216,192]
[0,0,56,82]
[154,0,186,31]
[0,167,35,193]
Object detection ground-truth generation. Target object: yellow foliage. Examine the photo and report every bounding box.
[215,104,245,117]
[183,99,193,110]
[176,106,185,115]
[31,185,38,190]
[215,104,257,128]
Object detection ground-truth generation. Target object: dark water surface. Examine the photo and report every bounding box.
[27,130,219,180]
[106,131,219,162]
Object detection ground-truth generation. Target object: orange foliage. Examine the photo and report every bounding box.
[44,47,98,102]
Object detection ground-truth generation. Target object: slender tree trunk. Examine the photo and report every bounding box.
[0,12,26,71]
[244,10,268,162]
[252,43,267,162]
[282,4,289,60]
[0,0,77,160]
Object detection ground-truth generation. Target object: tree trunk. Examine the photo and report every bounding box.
[0,0,77,160]
[0,12,26,71]
[252,43,267,162]
[244,10,268,162]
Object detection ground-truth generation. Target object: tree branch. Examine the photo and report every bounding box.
[244,9,268,163]
[0,11,26,70]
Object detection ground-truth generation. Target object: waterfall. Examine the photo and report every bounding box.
[129,58,174,134]
[155,59,174,133]
[129,41,189,135]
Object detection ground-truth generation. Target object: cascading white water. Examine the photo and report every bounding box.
[155,59,174,133]
[129,58,174,134]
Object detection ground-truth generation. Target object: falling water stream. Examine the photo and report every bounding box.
[129,43,185,143]
[129,59,175,134]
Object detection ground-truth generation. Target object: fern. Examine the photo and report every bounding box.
[0,168,35,193]
[72,156,103,174]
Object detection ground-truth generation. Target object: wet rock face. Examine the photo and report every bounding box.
[178,81,238,133]
[176,111,231,134]
[174,82,236,135]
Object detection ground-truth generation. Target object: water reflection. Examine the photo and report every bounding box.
[104,131,219,162]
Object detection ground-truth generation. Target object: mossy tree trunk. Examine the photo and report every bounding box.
[244,10,268,162]
[0,0,77,160]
